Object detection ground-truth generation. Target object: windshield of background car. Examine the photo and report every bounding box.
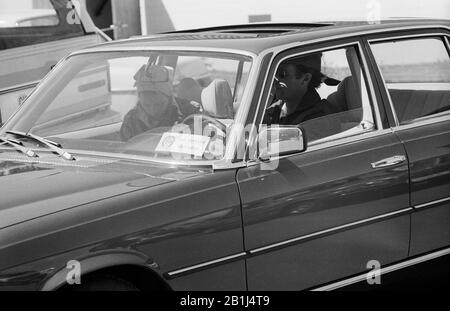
[0,0,58,28]
[5,51,253,162]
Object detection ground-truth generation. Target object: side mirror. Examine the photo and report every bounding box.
[258,125,307,161]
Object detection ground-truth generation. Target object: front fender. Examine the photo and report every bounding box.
[40,249,162,291]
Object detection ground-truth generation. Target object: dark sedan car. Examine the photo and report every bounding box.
[0,19,449,291]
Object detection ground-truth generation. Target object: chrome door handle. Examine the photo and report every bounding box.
[371,155,406,169]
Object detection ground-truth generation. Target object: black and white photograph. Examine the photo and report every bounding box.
[0,0,449,299]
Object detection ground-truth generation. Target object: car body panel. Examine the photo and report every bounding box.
[0,158,244,290]
[395,120,450,255]
[0,154,183,229]
[237,132,411,290]
[363,29,450,257]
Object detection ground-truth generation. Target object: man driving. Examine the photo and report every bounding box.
[120,65,182,141]
[264,53,339,126]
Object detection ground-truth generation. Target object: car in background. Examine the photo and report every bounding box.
[0,9,59,27]
[0,0,109,126]
[0,19,449,291]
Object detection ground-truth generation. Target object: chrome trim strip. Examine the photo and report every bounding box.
[243,53,276,162]
[445,36,450,52]
[222,49,263,164]
[369,55,400,127]
[213,160,247,170]
[166,252,247,278]
[415,196,450,210]
[65,149,216,168]
[11,147,216,169]
[312,247,450,291]
[368,32,450,43]
[367,32,450,128]
[300,127,391,153]
[70,46,258,59]
[359,41,383,131]
[165,208,412,279]
[0,81,39,95]
[393,113,450,132]
[249,208,412,254]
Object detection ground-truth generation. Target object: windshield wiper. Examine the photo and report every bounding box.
[6,131,75,161]
[0,136,38,158]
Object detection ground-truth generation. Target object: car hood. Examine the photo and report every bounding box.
[0,153,206,229]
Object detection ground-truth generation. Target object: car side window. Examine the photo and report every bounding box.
[370,37,450,124]
[262,45,376,144]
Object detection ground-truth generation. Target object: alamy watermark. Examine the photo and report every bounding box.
[162,117,283,171]
[66,0,82,25]
[66,260,81,285]
[366,259,381,285]
[366,0,382,24]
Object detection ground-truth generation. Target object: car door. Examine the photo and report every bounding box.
[237,40,411,290]
[367,30,450,257]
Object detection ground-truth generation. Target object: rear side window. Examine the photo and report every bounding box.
[0,0,85,50]
[371,37,450,124]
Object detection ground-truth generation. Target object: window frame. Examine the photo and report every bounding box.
[366,29,450,128]
[247,38,383,163]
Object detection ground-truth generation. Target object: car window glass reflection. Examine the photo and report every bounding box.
[371,37,450,124]
[263,46,376,144]
[14,51,252,162]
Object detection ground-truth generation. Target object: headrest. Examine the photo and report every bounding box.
[177,78,203,103]
[134,65,174,96]
[201,79,234,118]
[327,76,362,113]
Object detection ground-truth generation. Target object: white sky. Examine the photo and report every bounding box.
[1,0,448,31]
[162,0,450,29]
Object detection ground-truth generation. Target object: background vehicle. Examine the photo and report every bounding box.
[0,19,448,291]
[0,0,110,126]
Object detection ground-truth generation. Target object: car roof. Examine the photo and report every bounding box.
[87,19,450,55]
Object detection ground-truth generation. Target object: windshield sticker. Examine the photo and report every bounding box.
[156,133,211,157]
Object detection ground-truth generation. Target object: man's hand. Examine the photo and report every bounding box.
[270,77,287,102]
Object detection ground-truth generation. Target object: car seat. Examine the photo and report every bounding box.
[326,76,363,130]
[389,89,450,123]
[327,76,361,113]
[177,78,203,104]
[201,79,234,119]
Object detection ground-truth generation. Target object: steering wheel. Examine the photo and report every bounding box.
[181,114,228,159]
[182,114,227,135]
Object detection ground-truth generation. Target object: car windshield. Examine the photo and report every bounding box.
[4,51,253,163]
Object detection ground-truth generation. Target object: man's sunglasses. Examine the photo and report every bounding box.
[276,65,310,79]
